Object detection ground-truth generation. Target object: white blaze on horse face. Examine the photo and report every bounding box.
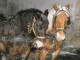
[47,8,56,32]
[55,5,69,41]
[56,31,65,41]
[34,40,44,48]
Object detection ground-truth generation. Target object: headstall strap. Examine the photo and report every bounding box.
[37,36,45,39]
[34,36,46,41]
[54,5,69,20]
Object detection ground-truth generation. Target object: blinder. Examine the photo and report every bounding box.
[67,16,71,25]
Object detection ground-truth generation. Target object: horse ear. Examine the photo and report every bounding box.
[66,4,70,9]
[52,3,58,11]
[44,9,48,17]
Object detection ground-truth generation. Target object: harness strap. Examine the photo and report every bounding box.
[1,36,33,43]
[34,36,46,41]
[36,36,45,39]
[45,34,56,40]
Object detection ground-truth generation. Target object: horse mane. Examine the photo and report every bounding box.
[47,8,56,32]
[13,8,42,30]
[12,8,48,38]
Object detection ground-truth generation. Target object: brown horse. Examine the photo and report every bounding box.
[33,3,71,60]
[0,18,26,60]
[0,8,48,60]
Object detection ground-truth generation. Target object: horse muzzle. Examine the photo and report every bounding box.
[56,31,65,41]
[32,40,44,48]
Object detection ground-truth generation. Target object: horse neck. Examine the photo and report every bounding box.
[47,8,56,35]
[50,23,56,35]
[46,23,56,35]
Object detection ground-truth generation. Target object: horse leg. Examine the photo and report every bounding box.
[6,54,12,60]
[34,52,39,60]
[52,41,63,60]
[10,43,25,59]
[0,53,2,60]
[0,42,6,60]
[0,41,6,53]
[39,50,48,60]
[21,43,31,60]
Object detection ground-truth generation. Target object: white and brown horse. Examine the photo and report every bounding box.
[33,3,71,60]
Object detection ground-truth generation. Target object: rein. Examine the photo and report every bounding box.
[45,34,56,40]
[1,36,33,43]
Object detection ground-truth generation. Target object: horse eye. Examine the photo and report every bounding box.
[66,19,69,21]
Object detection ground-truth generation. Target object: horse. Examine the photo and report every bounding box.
[0,8,48,60]
[33,3,71,60]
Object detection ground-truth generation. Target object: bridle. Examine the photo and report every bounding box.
[53,6,70,33]
[31,15,46,40]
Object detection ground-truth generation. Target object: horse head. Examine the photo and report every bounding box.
[47,3,71,41]
[34,13,48,37]
[32,10,49,48]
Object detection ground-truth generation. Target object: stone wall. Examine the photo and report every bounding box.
[7,0,19,16]
[67,0,80,49]
[7,0,75,19]
[0,0,7,15]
